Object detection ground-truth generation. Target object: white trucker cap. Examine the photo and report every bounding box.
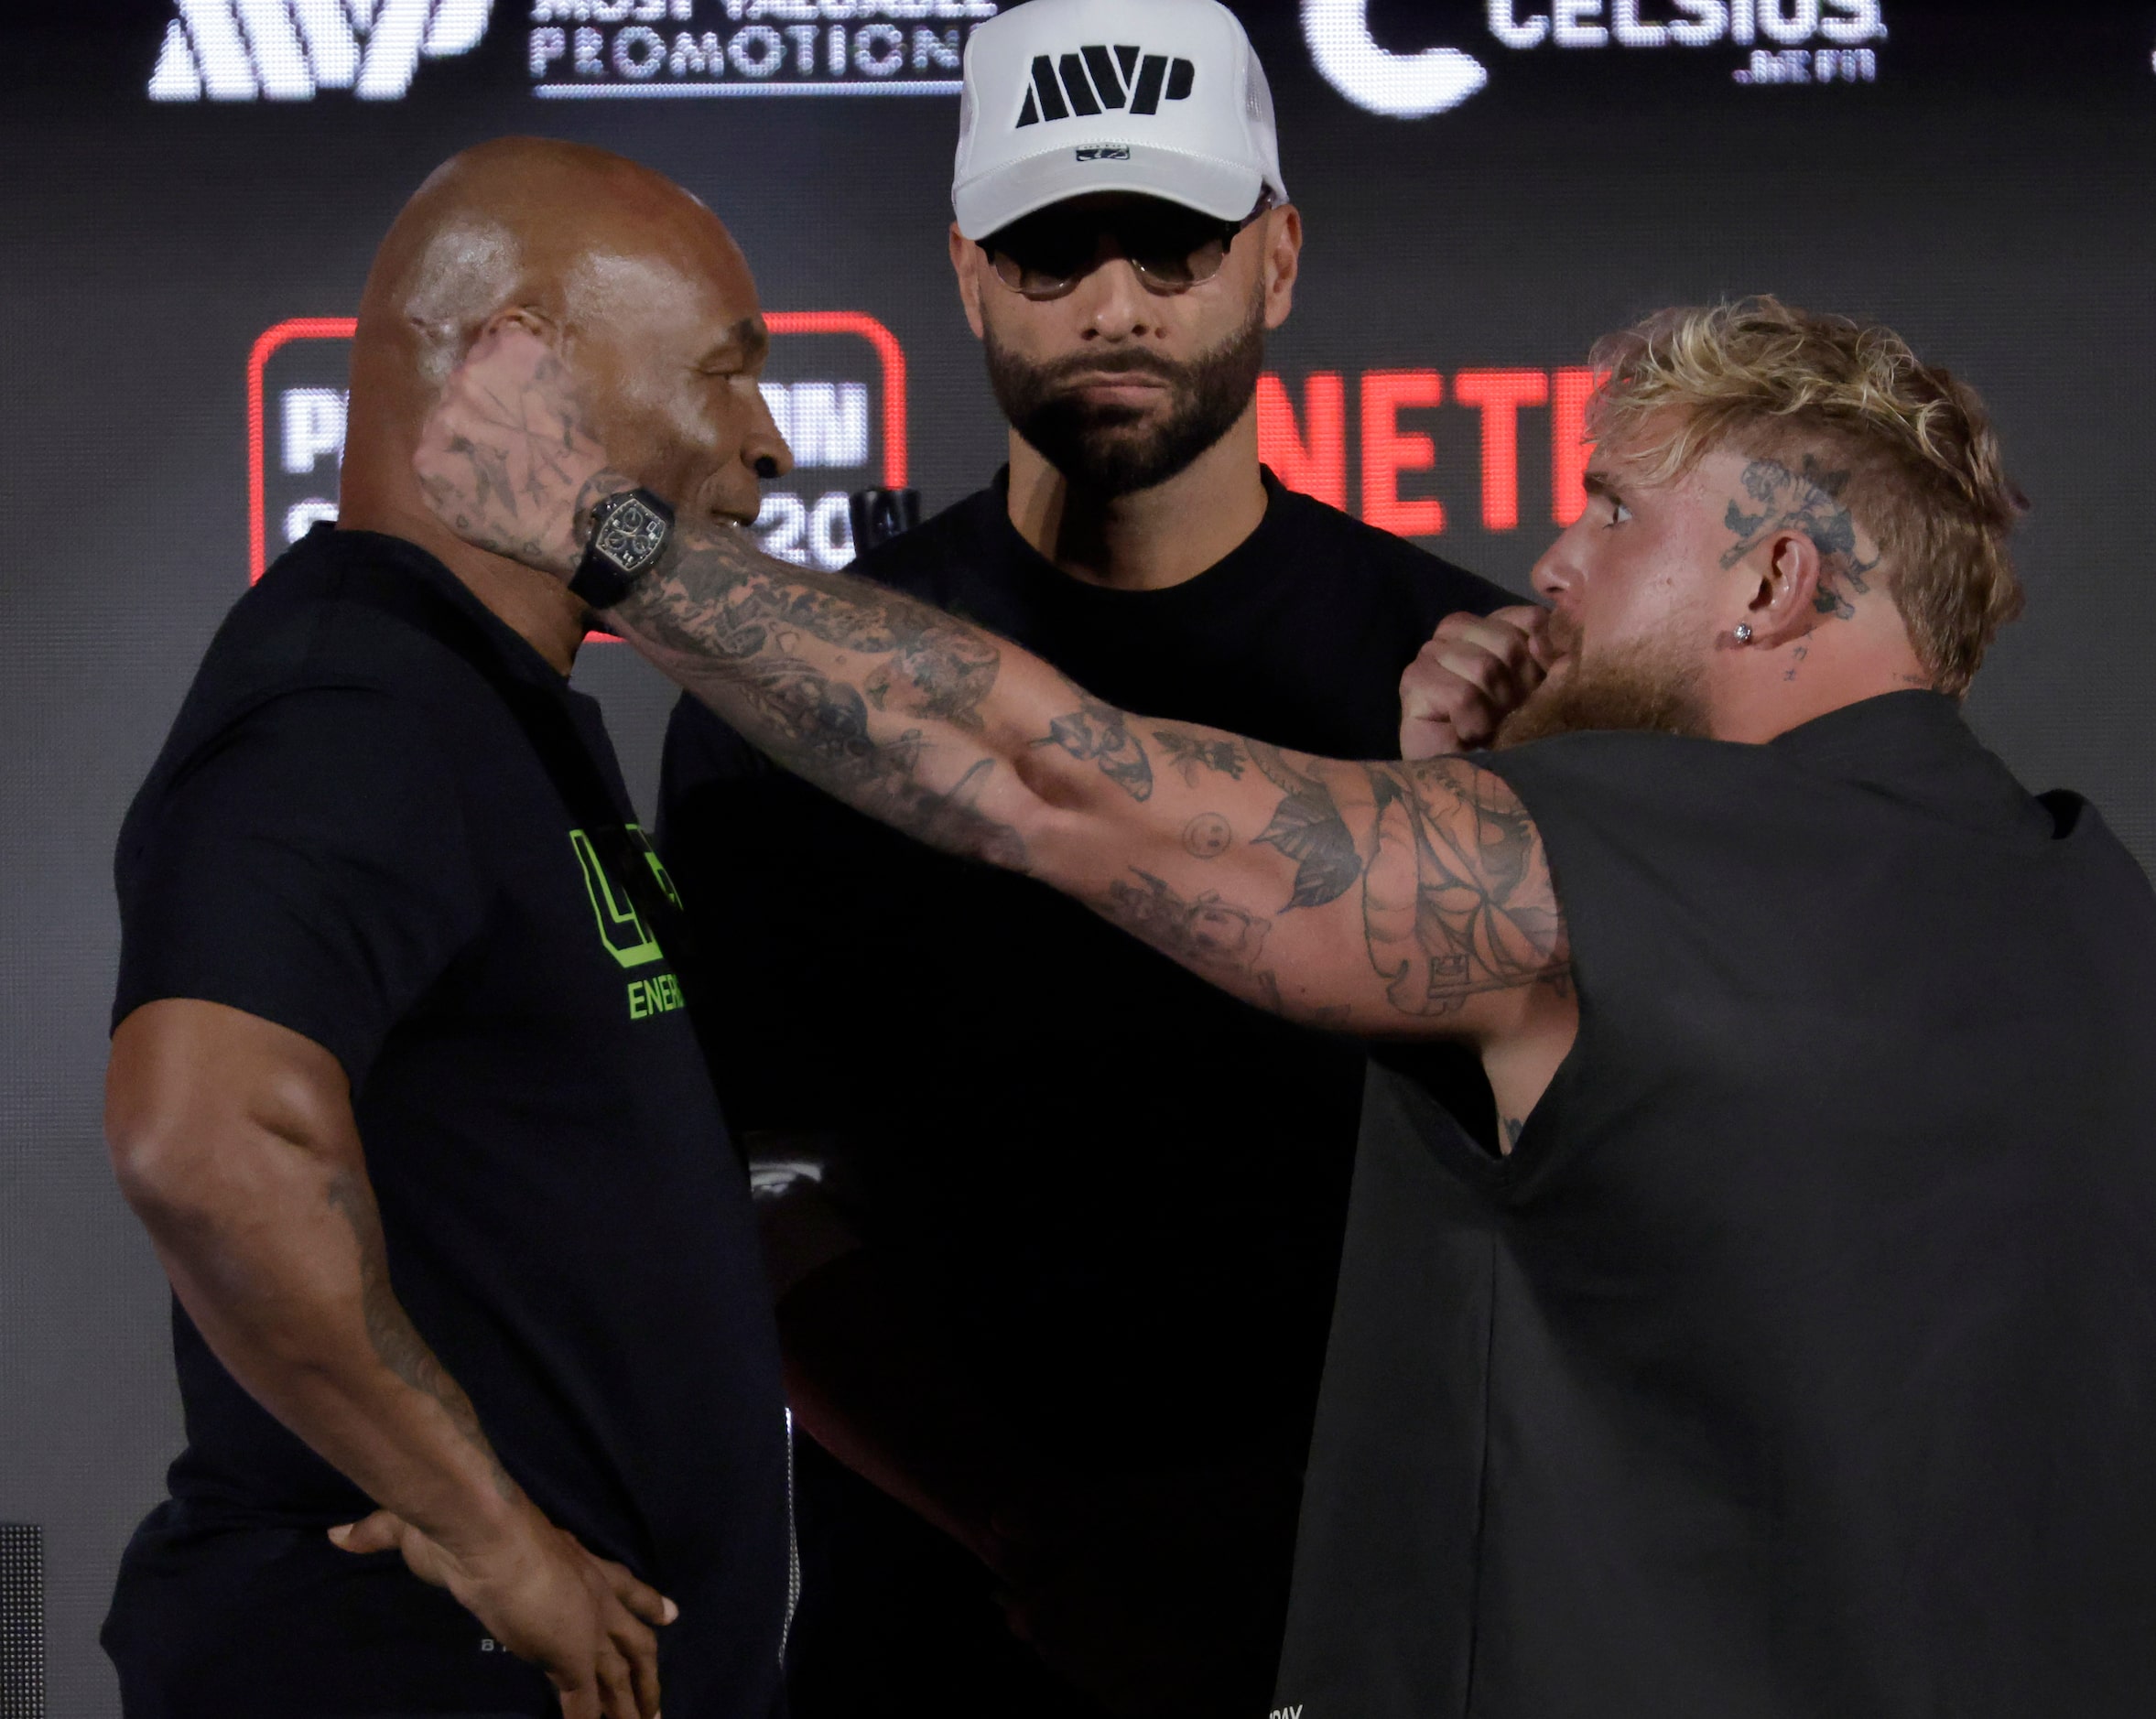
[952,0,1289,242]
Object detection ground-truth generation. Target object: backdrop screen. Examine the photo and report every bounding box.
[5,4,2154,1709]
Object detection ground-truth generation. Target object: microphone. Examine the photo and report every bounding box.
[848,489,922,557]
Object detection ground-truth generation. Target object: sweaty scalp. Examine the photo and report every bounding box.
[339,136,748,529]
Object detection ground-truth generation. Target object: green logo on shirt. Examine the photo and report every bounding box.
[569,827,687,1024]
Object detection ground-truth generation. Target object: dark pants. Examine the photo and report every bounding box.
[785,1438,1287,1719]
[103,1503,555,1719]
[786,1441,1098,1719]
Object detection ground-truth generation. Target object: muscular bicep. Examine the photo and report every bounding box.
[107,1000,386,1398]
[1027,717,1570,1045]
[109,996,523,1510]
[107,997,363,1231]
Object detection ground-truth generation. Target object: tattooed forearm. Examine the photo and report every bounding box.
[1153,729,1246,787]
[616,530,1001,728]
[1249,743,1364,910]
[1094,870,1273,980]
[1182,813,1234,859]
[1721,455,1882,620]
[421,341,1018,846]
[608,525,1028,870]
[1086,740,1571,1032]
[1216,750,1567,1021]
[324,1171,516,1502]
[1035,692,1154,801]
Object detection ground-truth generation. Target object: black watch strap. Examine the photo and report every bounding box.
[570,488,675,611]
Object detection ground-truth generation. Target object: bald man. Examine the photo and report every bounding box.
[101,140,795,1719]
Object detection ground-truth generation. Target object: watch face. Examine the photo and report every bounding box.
[596,496,669,575]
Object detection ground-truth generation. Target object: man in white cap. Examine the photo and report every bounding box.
[657,1,1531,1714]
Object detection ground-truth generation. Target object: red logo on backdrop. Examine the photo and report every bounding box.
[247,311,909,584]
[1258,366,1598,535]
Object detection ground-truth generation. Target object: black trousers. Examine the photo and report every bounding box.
[103,1505,555,1719]
[784,1437,1286,1719]
[785,1441,1098,1719]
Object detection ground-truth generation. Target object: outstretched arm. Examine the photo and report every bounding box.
[418,325,1570,1050]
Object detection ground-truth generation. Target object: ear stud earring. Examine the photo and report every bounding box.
[1733,624,1754,644]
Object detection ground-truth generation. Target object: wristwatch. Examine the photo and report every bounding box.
[570,489,675,611]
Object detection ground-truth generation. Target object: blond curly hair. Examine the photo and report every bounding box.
[1586,297,2026,697]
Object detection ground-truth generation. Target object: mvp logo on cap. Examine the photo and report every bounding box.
[1016,47,1197,126]
[953,0,1288,240]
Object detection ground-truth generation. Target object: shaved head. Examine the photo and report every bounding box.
[339,137,789,643]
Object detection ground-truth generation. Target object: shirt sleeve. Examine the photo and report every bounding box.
[114,686,486,1088]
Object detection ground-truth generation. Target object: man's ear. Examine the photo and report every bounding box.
[1742,529,1826,648]
[1262,204,1303,332]
[948,224,987,342]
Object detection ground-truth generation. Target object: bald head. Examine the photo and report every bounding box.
[340,137,789,565]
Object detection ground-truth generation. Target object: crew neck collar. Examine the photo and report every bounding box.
[986,465,1292,606]
[1768,687,1966,765]
[316,524,580,690]
[1762,687,2042,825]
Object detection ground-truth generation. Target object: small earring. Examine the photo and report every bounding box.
[1733,623,1754,644]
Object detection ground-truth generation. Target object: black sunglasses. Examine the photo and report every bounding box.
[980,195,1275,301]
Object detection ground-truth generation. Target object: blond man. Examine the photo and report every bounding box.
[414,296,2156,1717]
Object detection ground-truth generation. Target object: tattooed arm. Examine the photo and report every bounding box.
[417,326,1572,1056]
[106,1000,674,1719]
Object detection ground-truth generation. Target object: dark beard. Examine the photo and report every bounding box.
[1496,635,1713,749]
[985,299,1266,499]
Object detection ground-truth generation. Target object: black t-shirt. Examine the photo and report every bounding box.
[110,527,790,1719]
[1277,693,2156,1718]
[660,469,1511,1461]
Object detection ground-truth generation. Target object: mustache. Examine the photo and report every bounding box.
[1034,349,1186,387]
[1544,607,1583,659]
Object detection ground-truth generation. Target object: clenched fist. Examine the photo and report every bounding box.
[1398,604,1554,760]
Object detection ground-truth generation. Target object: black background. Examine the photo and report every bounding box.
[5,4,2153,1709]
